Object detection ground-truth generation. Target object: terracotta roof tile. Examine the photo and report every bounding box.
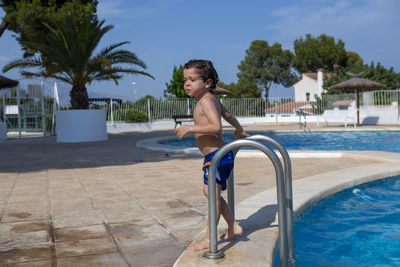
[333,100,354,105]
[265,101,314,114]
[304,72,334,81]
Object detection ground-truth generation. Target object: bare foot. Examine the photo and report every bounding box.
[221,221,243,240]
[187,238,210,251]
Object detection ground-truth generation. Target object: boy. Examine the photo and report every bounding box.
[175,59,248,251]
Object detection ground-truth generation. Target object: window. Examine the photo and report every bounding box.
[306,93,310,101]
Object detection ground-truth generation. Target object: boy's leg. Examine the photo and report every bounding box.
[219,195,243,240]
[187,184,242,251]
[187,184,221,251]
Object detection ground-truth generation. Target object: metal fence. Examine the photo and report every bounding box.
[103,95,353,121]
[2,88,399,136]
[102,90,400,123]
[105,98,269,123]
[1,96,55,133]
[1,80,59,136]
[105,98,197,123]
[361,90,400,124]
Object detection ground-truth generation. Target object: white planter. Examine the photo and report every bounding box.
[56,109,107,142]
[0,122,6,140]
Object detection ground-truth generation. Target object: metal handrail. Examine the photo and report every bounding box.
[226,135,296,265]
[227,148,239,218]
[298,108,309,131]
[203,139,289,267]
[246,135,295,265]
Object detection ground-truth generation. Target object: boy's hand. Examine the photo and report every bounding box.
[175,125,191,139]
[233,131,249,140]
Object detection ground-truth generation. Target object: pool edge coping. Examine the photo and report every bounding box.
[136,134,400,160]
[172,152,400,266]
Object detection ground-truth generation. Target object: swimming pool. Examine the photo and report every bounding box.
[276,175,400,267]
[161,131,400,153]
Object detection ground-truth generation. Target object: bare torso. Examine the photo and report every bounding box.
[194,94,225,155]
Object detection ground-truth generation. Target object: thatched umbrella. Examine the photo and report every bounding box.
[212,87,232,95]
[329,72,386,126]
[0,75,18,89]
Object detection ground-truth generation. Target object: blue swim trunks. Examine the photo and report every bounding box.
[203,149,234,191]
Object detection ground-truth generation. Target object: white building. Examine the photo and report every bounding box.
[293,69,333,102]
[332,100,355,110]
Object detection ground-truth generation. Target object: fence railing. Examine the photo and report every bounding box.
[1,80,61,136]
[1,97,56,133]
[1,83,59,135]
[104,90,400,124]
[104,98,270,123]
[104,98,198,122]
[2,88,399,135]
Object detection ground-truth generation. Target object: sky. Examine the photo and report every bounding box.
[0,0,399,105]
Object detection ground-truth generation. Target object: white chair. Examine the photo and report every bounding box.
[318,109,356,128]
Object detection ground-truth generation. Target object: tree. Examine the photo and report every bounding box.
[0,0,98,56]
[293,34,347,73]
[324,62,400,94]
[237,40,298,99]
[217,80,261,98]
[163,64,261,98]
[164,65,187,98]
[0,20,6,37]
[3,17,154,109]
[346,51,363,68]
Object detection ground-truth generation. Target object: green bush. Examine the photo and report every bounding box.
[113,108,148,122]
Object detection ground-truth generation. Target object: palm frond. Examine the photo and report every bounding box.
[3,57,43,72]
[97,41,130,58]
[19,71,72,84]
[101,50,147,68]
[2,15,154,109]
[90,67,154,81]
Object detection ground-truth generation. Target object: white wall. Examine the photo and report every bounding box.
[361,103,400,125]
[294,75,318,102]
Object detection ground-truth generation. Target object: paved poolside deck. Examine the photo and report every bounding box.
[1,123,400,266]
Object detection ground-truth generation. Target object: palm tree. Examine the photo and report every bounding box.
[3,17,154,109]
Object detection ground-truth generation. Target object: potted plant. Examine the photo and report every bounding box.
[2,17,154,142]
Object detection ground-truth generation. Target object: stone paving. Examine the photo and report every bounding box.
[0,124,396,266]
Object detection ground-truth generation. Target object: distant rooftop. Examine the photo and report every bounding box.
[333,100,355,106]
[265,101,314,114]
[304,72,334,81]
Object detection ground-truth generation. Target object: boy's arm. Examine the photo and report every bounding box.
[220,104,249,139]
[175,97,222,139]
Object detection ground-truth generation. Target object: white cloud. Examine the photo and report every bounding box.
[0,56,12,64]
[97,1,125,17]
[97,0,158,20]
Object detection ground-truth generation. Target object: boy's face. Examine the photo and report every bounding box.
[183,68,212,98]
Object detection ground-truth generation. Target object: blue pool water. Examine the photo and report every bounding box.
[161,131,400,153]
[279,176,400,267]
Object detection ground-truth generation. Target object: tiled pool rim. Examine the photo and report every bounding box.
[136,135,400,266]
[137,134,371,158]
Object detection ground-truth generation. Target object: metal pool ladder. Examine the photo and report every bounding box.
[203,135,296,267]
[299,108,310,132]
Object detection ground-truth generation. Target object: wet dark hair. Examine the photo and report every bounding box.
[184,59,219,90]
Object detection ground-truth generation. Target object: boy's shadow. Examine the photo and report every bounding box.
[218,204,278,252]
